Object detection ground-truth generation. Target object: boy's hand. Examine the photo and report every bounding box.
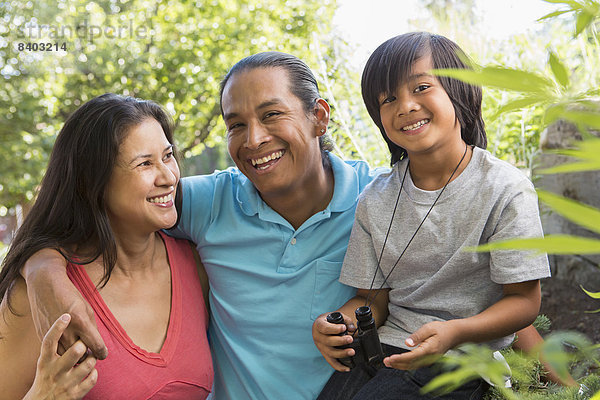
[383,320,460,370]
[24,249,108,360]
[312,312,356,372]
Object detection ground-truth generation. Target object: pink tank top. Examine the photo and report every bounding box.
[67,233,213,399]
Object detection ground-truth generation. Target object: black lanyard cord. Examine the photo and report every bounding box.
[365,143,469,308]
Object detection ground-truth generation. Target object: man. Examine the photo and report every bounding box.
[23,52,380,399]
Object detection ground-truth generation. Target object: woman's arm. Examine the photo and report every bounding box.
[21,248,107,359]
[0,276,41,398]
[0,277,97,399]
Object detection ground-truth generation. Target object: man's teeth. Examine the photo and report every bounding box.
[251,150,284,167]
[148,193,172,203]
[402,119,429,131]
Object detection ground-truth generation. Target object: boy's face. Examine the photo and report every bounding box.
[221,67,325,199]
[378,54,461,157]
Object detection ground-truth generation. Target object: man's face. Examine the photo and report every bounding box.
[222,67,324,199]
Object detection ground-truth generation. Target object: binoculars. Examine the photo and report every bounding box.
[326,306,385,370]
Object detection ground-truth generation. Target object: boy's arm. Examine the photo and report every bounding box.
[21,248,108,360]
[384,279,541,370]
[312,288,389,371]
[513,325,577,387]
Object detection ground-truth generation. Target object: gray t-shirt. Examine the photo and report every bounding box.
[340,147,551,351]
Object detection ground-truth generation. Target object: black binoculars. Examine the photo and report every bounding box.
[326,306,385,370]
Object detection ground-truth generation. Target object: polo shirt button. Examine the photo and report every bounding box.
[291,238,297,245]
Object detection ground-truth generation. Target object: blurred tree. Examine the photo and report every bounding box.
[1,0,374,211]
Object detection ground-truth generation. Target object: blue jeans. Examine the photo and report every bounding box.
[317,344,488,400]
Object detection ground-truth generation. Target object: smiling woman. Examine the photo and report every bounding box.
[105,118,179,237]
[0,94,212,399]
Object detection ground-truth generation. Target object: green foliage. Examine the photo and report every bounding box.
[311,35,389,166]
[467,234,600,254]
[0,0,361,207]
[433,55,597,135]
[533,314,552,334]
[538,138,600,173]
[422,345,516,399]
[539,0,600,36]
[426,1,600,398]
[425,333,599,400]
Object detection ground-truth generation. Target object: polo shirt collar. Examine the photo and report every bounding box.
[235,152,360,217]
[327,152,360,212]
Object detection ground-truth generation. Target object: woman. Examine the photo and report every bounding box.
[0,94,213,399]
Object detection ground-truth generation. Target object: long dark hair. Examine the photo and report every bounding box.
[0,94,175,308]
[361,32,487,165]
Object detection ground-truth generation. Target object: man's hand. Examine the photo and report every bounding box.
[23,249,108,360]
[383,320,460,370]
[312,312,356,372]
[23,314,98,400]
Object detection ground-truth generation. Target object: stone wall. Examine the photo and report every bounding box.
[533,120,600,290]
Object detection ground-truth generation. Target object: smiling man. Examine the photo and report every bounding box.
[165,54,381,399]
[23,52,381,400]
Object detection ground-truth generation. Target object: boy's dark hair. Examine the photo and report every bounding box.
[361,32,487,165]
[219,51,334,163]
[0,93,175,309]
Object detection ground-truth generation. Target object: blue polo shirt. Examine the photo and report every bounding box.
[168,153,381,399]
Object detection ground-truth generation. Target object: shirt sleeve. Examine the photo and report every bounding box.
[339,194,390,290]
[164,174,217,246]
[488,178,551,284]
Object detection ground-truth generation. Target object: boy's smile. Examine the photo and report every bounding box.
[379,54,460,157]
[401,118,430,132]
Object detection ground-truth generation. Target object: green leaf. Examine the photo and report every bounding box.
[544,108,600,130]
[537,190,600,234]
[490,95,551,120]
[542,0,582,6]
[539,138,600,173]
[548,51,569,89]
[540,160,600,173]
[421,345,514,397]
[575,10,595,36]
[492,96,547,117]
[541,331,593,383]
[465,234,600,254]
[537,9,571,21]
[581,286,600,299]
[432,67,554,94]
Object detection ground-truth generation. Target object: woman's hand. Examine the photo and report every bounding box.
[312,312,356,372]
[23,314,98,400]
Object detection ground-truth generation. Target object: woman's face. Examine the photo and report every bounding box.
[104,118,180,236]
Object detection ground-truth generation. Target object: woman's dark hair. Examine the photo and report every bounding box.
[0,93,175,309]
[361,32,487,165]
[219,51,334,165]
